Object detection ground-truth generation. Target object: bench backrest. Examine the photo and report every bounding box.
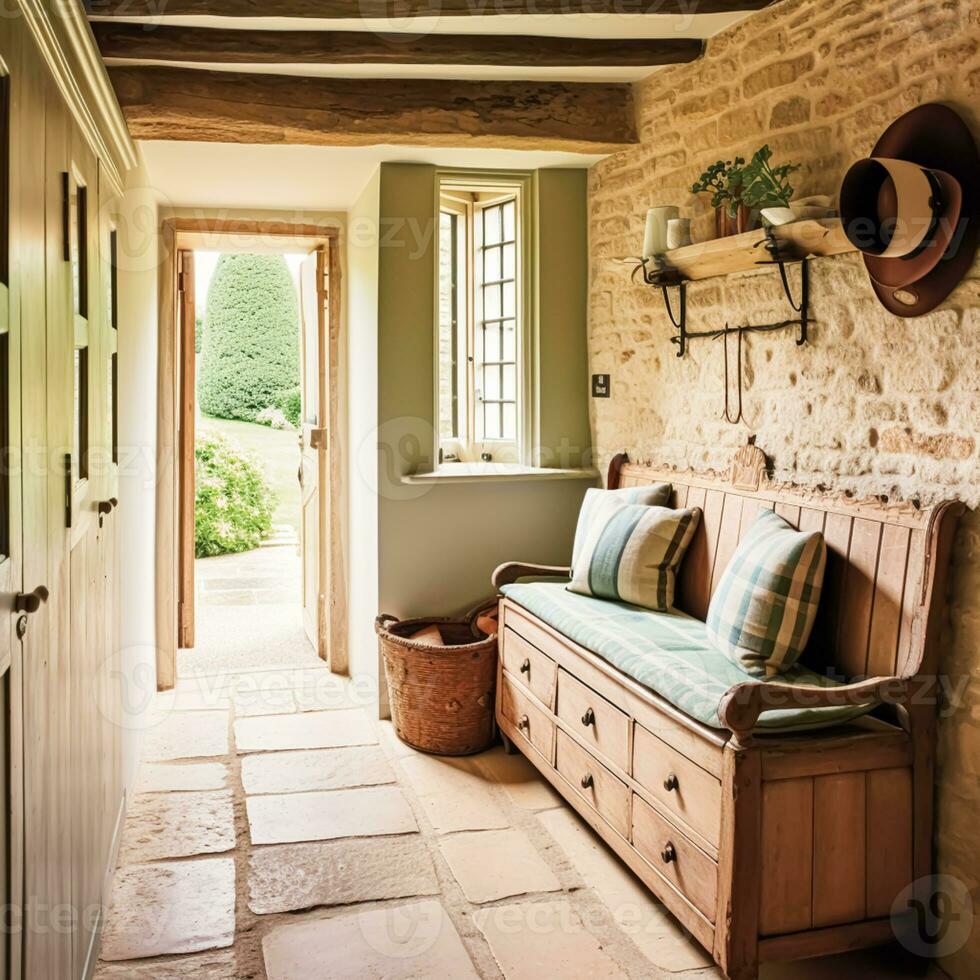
[610,445,963,682]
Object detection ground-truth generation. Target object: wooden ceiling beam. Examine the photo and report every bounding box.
[87,0,775,17]
[108,66,638,152]
[93,23,703,68]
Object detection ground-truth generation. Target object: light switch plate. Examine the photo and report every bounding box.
[592,374,610,398]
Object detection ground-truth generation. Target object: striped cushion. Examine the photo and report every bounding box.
[571,485,672,567]
[568,504,700,611]
[706,509,827,677]
[500,582,871,732]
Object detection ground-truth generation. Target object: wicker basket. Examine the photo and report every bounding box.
[376,602,498,756]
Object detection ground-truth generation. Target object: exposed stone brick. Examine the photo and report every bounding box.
[588,3,980,976]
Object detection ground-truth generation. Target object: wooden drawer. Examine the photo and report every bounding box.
[633,723,721,847]
[556,668,630,771]
[501,627,558,710]
[500,671,555,764]
[555,730,630,839]
[632,793,717,922]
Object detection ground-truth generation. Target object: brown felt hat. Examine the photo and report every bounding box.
[839,103,979,317]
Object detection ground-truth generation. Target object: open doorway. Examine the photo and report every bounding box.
[172,227,341,677]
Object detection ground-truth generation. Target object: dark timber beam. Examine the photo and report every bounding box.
[87,0,776,17]
[108,66,638,152]
[93,23,703,68]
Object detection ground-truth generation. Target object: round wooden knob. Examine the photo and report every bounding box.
[518,715,529,731]
[661,843,677,864]
[663,773,679,792]
[581,773,594,790]
[520,658,530,674]
[581,707,595,727]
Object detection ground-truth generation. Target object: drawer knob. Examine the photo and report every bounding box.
[661,843,677,864]
[581,707,595,727]
[518,714,530,731]
[520,658,531,675]
[580,773,594,790]
[664,773,679,792]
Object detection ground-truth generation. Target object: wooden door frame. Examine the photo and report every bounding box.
[157,218,345,690]
[177,250,195,649]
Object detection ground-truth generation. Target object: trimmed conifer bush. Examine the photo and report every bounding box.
[199,254,300,422]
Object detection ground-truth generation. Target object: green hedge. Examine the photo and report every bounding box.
[199,254,300,422]
[195,434,277,558]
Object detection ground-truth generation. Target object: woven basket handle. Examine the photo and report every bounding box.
[375,613,400,634]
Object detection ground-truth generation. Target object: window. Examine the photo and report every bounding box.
[0,70,9,558]
[108,228,118,464]
[65,169,89,486]
[437,183,524,464]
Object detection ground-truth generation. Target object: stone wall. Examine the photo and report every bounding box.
[587,0,980,973]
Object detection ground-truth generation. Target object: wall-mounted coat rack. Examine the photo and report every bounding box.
[630,217,853,357]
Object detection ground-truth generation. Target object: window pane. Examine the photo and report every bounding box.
[67,177,88,319]
[74,348,88,482]
[109,229,118,330]
[503,242,515,281]
[0,74,9,287]
[0,334,8,559]
[503,200,516,241]
[484,245,501,283]
[484,285,501,321]
[483,324,500,362]
[502,402,516,440]
[502,364,516,401]
[438,211,459,441]
[502,322,516,361]
[484,365,500,401]
[109,353,118,464]
[502,281,515,318]
[483,403,500,439]
[483,205,501,246]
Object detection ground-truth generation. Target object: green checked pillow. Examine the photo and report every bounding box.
[568,504,700,611]
[571,484,672,568]
[706,509,827,677]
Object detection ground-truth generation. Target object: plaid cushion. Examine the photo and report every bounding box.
[571,484,671,567]
[706,509,827,677]
[568,504,699,611]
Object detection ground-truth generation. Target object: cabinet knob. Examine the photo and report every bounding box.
[520,658,530,675]
[518,714,529,731]
[580,773,594,790]
[663,773,679,792]
[15,586,49,614]
[661,843,677,864]
[581,707,595,727]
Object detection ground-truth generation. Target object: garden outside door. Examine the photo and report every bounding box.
[299,247,328,660]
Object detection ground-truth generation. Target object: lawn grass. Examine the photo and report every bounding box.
[197,414,301,536]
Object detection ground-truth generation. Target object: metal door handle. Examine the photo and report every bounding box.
[98,497,119,526]
[661,843,677,864]
[520,658,530,674]
[581,707,595,727]
[15,586,49,614]
[297,463,304,487]
[580,773,594,790]
[664,773,679,792]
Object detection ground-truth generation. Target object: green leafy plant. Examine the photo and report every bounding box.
[199,254,300,423]
[691,145,799,217]
[278,387,302,428]
[195,433,277,558]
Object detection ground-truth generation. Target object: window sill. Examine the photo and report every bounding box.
[402,463,599,486]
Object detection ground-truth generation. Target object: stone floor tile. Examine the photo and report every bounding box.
[262,900,478,980]
[157,685,232,712]
[248,835,439,914]
[135,761,229,794]
[379,720,417,758]
[99,857,235,960]
[398,753,510,835]
[475,900,628,980]
[473,747,563,811]
[246,785,418,845]
[538,807,712,972]
[93,947,239,979]
[142,711,229,762]
[241,745,395,795]
[232,686,298,717]
[234,708,377,753]
[438,829,561,903]
[118,790,236,864]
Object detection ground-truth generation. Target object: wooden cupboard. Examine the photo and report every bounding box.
[1,11,125,979]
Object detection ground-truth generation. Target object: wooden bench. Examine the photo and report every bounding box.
[492,445,963,980]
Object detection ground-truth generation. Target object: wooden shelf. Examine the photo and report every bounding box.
[659,218,854,283]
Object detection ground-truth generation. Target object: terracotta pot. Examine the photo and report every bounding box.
[714,204,761,238]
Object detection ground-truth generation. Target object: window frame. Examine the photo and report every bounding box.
[435,173,533,467]
[0,65,10,560]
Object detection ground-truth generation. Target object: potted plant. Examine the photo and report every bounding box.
[692,145,800,238]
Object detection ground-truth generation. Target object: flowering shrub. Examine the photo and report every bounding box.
[255,405,293,430]
[195,434,276,558]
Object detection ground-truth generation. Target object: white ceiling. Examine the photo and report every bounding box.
[120,10,756,211]
[139,140,605,212]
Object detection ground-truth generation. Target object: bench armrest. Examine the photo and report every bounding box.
[492,562,572,590]
[718,675,908,744]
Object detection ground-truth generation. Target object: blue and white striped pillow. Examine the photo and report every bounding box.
[568,504,700,611]
[571,484,672,568]
[706,509,827,677]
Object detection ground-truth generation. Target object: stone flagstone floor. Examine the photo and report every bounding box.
[95,658,946,980]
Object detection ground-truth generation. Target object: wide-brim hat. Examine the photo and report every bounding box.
[839,103,979,317]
